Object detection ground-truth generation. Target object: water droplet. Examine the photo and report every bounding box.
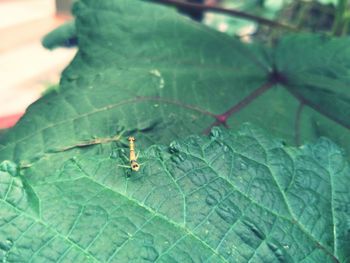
[274,138,287,146]
[171,154,185,165]
[187,137,196,145]
[266,241,291,261]
[210,127,222,139]
[206,195,218,206]
[223,146,229,152]
[5,240,12,246]
[169,141,181,153]
[239,162,247,170]
[153,104,159,108]
[110,150,118,159]
[178,153,186,162]
[0,239,13,252]
[141,246,159,261]
[0,161,18,177]
[216,204,240,224]
[242,220,265,240]
[190,172,208,187]
[235,158,248,171]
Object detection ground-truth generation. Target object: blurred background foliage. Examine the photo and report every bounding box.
[175,0,349,42]
[46,0,349,50]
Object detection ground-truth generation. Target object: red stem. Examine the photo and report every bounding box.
[215,80,276,123]
[203,80,276,134]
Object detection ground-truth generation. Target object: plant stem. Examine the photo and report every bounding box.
[332,0,349,36]
[342,15,350,34]
[150,0,298,31]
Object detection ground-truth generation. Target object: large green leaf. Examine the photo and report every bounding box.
[42,21,76,50]
[1,125,349,262]
[1,0,350,164]
[0,2,350,261]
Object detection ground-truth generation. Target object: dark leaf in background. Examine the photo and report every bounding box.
[178,0,205,21]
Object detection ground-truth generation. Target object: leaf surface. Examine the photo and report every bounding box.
[1,125,350,262]
[0,0,349,163]
[0,2,350,261]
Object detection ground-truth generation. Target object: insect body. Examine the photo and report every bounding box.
[128,137,140,171]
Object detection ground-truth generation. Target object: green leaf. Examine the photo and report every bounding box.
[42,21,77,50]
[0,2,350,260]
[274,33,350,138]
[1,0,350,164]
[0,0,266,163]
[317,0,338,5]
[1,125,349,262]
[0,129,7,141]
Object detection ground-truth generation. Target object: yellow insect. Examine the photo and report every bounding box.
[128,136,140,171]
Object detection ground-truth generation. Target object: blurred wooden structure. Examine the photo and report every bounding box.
[0,0,76,129]
[56,0,73,16]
